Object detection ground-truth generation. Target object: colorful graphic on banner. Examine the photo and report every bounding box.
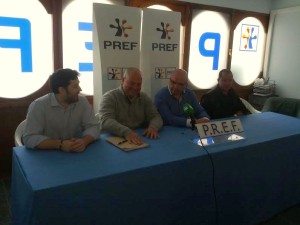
[109,18,133,37]
[106,67,131,80]
[93,3,141,112]
[141,8,181,98]
[156,22,174,39]
[155,67,176,79]
[240,24,259,51]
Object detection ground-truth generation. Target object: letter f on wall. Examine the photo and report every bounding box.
[199,32,220,70]
[0,16,32,72]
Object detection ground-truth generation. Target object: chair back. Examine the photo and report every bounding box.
[262,97,300,118]
[240,98,261,114]
[14,120,26,146]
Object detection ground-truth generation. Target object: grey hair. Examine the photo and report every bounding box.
[123,67,142,78]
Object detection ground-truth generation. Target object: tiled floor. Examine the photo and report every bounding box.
[0,178,11,225]
[1,177,300,225]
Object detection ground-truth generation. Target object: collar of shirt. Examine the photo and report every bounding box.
[119,85,140,103]
[215,85,235,96]
[49,93,76,109]
[168,85,186,100]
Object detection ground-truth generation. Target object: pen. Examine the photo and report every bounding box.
[118,140,128,145]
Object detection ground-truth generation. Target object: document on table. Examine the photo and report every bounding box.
[106,136,149,151]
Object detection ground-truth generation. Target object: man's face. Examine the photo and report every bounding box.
[122,71,142,99]
[169,72,187,96]
[63,78,82,104]
[218,73,233,93]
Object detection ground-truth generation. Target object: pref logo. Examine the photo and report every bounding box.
[156,22,174,39]
[109,18,133,37]
[240,24,259,51]
[104,18,137,50]
[152,21,178,52]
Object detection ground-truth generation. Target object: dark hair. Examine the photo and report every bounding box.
[218,69,233,80]
[49,68,79,93]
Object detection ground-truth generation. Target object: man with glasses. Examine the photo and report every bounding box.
[154,69,209,128]
[99,67,163,145]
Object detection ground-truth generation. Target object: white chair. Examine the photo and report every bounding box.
[240,98,261,114]
[14,119,26,146]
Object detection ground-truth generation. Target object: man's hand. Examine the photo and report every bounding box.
[195,117,210,124]
[61,138,87,153]
[143,127,159,139]
[235,110,244,116]
[125,131,144,145]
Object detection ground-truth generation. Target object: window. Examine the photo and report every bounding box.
[188,8,268,90]
[231,17,267,85]
[188,10,230,89]
[0,0,53,98]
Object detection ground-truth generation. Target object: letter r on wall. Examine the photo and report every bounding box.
[0,16,32,72]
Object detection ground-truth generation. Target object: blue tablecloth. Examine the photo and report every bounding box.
[11,126,216,225]
[11,112,300,225]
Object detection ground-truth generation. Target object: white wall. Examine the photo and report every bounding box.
[179,0,272,13]
[180,0,300,13]
[265,6,300,98]
[272,0,300,10]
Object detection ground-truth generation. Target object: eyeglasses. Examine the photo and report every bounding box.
[169,79,186,87]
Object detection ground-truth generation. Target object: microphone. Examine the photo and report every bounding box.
[183,103,196,130]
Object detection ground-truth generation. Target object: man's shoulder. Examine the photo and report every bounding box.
[155,86,169,97]
[139,91,152,100]
[31,93,51,105]
[184,88,197,96]
[203,87,218,97]
[103,87,121,97]
[27,94,52,112]
[77,95,90,104]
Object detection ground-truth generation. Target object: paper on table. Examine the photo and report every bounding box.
[106,136,149,151]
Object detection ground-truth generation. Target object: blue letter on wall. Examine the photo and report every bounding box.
[0,16,32,72]
[78,22,93,72]
[199,32,220,70]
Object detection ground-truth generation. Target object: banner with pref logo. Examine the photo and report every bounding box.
[93,3,141,112]
[140,8,181,99]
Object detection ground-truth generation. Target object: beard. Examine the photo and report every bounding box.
[65,93,79,104]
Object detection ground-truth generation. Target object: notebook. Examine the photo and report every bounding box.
[106,136,149,152]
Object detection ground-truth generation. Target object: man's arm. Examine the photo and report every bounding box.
[154,92,187,127]
[99,91,132,137]
[23,101,51,149]
[235,96,250,115]
[200,93,215,119]
[36,135,95,152]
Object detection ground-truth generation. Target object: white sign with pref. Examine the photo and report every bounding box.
[196,119,244,138]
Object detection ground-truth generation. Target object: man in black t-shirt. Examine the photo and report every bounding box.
[201,69,250,119]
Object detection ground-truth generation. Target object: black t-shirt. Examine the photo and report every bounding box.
[201,86,250,119]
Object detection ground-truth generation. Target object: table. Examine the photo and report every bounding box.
[208,112,300,225]
[11,126,216,225]
[12,112,300,225]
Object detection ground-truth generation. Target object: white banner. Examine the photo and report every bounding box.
[140,8,181,99]
[196,119,244,138]
[93,3,141,111]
